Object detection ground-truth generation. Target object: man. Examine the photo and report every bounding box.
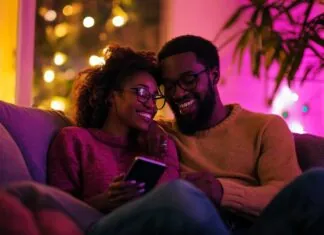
[156,35,305,233]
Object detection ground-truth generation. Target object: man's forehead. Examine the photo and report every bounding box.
[160,52,203,79]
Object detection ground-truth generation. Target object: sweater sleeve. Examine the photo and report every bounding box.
[47,129,82,198]
[218,115,302,216]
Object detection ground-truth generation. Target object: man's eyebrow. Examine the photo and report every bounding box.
[163,70,195,80]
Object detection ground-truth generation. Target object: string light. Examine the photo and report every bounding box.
[83,16,95,28]
[89,55,105,66]
[112,16,126,27]
[44,10,57,22]
[43,69,55,83]
[54,23,69,37]
[54,52,67,66]
[63,5,73,16]
[50,98,66,111]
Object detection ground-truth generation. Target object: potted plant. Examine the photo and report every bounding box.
[215,0,323,105]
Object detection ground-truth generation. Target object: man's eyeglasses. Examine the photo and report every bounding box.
[128,87,166,110]
[163,69,208,97]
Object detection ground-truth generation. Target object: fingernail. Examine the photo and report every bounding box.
[130,180,137,184]
[139,182,145,187]
[138,189,145,194]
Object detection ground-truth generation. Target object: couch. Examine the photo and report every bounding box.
[1,100,324,232]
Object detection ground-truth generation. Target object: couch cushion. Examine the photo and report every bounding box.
[0,123,32,185]
[294,133,324,171]
[3,181,103,232]
[0,101,71,183]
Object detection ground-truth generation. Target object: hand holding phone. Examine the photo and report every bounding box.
[124,157,167,192]
[104,174,145,211]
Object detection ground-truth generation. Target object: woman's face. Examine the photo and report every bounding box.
[112,71,160,132]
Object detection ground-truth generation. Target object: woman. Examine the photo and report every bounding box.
[48,45,228,235]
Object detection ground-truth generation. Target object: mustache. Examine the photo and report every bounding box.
[169,94,198,105]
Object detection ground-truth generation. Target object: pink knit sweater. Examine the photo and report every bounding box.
[47,127,180,202]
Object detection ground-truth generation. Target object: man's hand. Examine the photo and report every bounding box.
[138,121,169,158]
[182,172,224,206]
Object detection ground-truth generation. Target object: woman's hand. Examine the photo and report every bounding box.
[104,174,145,211]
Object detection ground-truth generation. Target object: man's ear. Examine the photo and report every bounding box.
[211,67,220,85]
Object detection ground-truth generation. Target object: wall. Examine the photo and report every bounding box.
[0,0,18,103]
[160,0,324,136]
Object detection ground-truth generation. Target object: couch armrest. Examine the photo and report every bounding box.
[2,181,103,232]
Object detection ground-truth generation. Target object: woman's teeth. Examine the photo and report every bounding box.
[138,112,152,120]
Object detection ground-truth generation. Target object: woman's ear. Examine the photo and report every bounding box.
[105,93,114,107]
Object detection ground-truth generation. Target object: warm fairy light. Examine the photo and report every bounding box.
[43,69,55,83]
[83,16,95,28]
[89,55,105,66]
[44,10,57,22]
[63,5,73,16]
[50,99,66,111]
[54,23,69,38]
[112,15,125,27]
[54,52,67,66]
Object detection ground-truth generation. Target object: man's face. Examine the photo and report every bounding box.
[160,52,216,135]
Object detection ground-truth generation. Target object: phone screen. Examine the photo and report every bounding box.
[124,157,167,192]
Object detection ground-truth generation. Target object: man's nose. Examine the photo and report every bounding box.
[173,84,188,99]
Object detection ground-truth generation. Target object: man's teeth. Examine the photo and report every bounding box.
[138,112,152,119]
[179,100,194,109]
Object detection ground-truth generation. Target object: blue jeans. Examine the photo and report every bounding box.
[88,179,230,235]
[89,169,324,235]
[248,168,324,235]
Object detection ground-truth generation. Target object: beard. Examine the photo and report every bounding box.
[168,86,215,135]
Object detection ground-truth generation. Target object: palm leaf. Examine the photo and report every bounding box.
[272,54,293,98]
[222,5,252,30]
[300,65,314,85]
[287,47,305,86]
[233,29,251,73]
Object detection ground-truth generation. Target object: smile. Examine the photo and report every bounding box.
[137,112,153,122]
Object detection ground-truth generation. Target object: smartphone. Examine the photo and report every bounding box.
[124,156,167,192]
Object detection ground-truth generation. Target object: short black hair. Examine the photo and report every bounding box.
[158,35,220,70]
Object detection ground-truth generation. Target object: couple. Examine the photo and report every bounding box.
[48,35,324,235]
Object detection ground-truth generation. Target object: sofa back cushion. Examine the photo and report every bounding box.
[0,123,32,185]
[0,101,71,183]
[294,133,324,171]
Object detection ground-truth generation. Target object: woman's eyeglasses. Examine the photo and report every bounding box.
[128,87,166,110]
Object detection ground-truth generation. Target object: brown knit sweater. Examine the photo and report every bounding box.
[158,104,301,216]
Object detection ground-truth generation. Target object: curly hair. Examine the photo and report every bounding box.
[72,45,158,128]
[158,35,220,70]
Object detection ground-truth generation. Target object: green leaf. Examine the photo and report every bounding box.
[251,8,260,24]
[287,48,304,86]
[300,65,313,85]
[261,7,273,27]
[250,34,262,77]
[233,29,251,73]
[310,33,324,46]
[272,55,292,98]
[222,5,252,30]
[264,46,276,69]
